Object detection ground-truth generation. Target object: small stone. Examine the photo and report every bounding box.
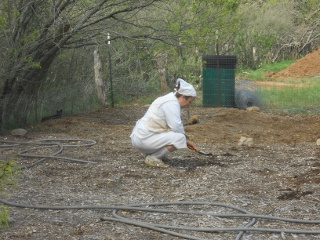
[246,106,260,112]
[238,136,253,147]
[11,128,27,136]
[316,139,320,146]
[188,115,200,125]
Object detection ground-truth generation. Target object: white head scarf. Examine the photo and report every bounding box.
[175,78,197,97]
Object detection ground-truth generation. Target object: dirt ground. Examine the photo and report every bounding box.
[1,105,320,240]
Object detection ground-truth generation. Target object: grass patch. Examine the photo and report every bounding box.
[238,60,296,81]
[257,78,320,114]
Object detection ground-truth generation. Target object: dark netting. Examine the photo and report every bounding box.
[235,89,261,110]
[235,80,261,110]
[202,55,237,108]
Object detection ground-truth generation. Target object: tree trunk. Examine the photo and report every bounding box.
[155,53,168,93]
[0,78,23,131]
[0,48,58,131]
[93,49,107,107]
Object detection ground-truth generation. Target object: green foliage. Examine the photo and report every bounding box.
[0,206,9,228]
[21,30,40,44]
[24,57,42,69]
[0,16,6,31]
[254,34,277,51]
[234,1,295,68]
[167,53,202,86]
[0,160,20,194]
[0,159,21,228]
[133,95,156,105]
[293,0,320,24]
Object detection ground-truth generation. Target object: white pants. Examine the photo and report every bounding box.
[131,131,187,155]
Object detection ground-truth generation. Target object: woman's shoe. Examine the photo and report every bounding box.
[145,155,169,168]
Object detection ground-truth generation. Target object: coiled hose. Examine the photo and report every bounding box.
[0,139,97,169]
[1,139,319,239]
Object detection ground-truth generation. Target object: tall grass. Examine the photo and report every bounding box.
[258,79,320,114]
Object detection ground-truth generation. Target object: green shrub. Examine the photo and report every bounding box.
[0,160,21,228]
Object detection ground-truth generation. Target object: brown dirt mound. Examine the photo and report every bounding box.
[265,47,320,79]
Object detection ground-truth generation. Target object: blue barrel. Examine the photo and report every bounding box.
[202,55,237,107]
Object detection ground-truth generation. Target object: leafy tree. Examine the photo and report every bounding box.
[234,0,320,67]
[139,0,242,88]
[233,1,294,67]
[288,0,320,55]
[0,0,163,130]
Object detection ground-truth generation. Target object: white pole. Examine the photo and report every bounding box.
[107,33,114,107]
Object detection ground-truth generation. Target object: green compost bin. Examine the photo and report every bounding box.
[202,55,237,107]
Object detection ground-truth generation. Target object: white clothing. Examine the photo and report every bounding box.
[130,92,187,154]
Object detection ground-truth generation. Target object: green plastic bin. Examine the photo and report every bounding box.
[202,55,237,107]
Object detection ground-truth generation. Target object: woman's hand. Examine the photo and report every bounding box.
[187,141,198,151]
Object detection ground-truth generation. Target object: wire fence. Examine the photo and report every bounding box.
[2,62,319,132]
[4,78,320,130]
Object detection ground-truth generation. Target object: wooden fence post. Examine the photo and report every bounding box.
[93,49,107,107]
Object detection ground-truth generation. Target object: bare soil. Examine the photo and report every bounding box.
[265,47,320,79]
[1,106,320,240]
